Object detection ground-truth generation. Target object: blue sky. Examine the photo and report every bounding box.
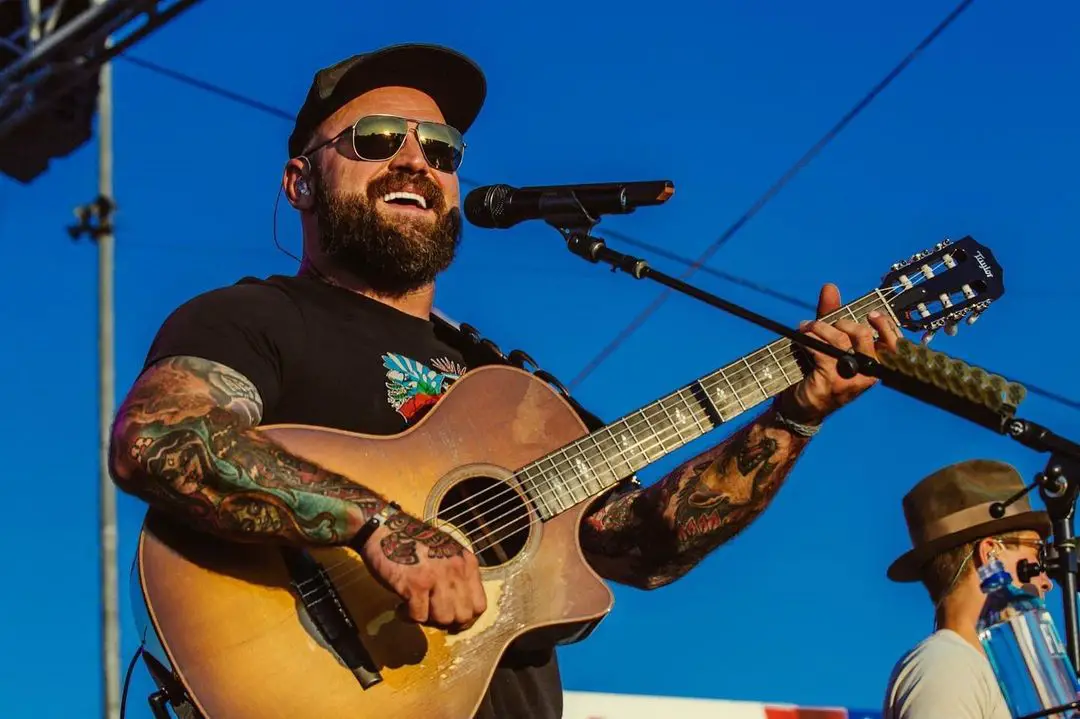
[3,0,1079,716]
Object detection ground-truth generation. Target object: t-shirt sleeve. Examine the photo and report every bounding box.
[142,282,302,414]
[885,637,1001,719]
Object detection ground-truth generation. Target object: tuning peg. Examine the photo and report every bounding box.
[944,323,959,337]
[966,312,981,326]
[921,330,936,345]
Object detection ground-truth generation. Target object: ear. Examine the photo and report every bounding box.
[283,156,314,211]
[975,537,1001,567]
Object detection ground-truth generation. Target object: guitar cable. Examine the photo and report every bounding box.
[119,643,145,719]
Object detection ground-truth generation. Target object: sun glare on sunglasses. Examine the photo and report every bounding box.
[305,114,465,173]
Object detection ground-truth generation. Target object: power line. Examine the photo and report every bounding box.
[597,227,817,311]
[120,55,294,121]
[113,49,1080,414]
[567,0,980,390]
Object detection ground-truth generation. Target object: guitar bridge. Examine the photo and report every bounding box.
[280,547,383,690]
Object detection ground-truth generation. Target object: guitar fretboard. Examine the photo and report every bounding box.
[517,289,894,520]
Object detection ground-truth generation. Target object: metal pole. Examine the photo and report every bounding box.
[96,0,120,714]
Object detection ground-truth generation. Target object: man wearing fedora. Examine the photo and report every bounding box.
[882,459,1052,718]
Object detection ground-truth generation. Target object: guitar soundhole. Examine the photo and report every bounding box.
[437,476,531,568]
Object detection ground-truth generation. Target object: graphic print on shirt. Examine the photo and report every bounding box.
[382,352,468,423]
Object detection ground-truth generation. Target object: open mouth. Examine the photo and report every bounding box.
[380,191,430,211]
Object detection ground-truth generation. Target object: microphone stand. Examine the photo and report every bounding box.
[542,209,1080,707]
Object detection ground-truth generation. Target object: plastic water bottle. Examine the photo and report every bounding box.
[977,556,1080,718]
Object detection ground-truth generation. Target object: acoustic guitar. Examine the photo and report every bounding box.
[131,237,1004,718]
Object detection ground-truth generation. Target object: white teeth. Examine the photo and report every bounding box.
[382,191,428,209]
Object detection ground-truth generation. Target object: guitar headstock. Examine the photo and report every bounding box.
[880,235,1003,343]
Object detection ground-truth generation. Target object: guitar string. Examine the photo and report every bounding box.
[298,270,946,597]
[432,295,875,549]
[464,263,971,554]
[299,270,954,598]
[428,290,889,559]
[469,268,998,559]
[429,284,900,527]
[440,249,977,533]
[299,273,944,600]
[303,352,799,603]
[300,334,812,600]
[306,332,866,605]
[426,277,919,532]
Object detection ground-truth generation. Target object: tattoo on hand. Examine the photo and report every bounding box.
[380,513,464,565]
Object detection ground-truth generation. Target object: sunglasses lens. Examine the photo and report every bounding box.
[352,116,409,160]
[417,122,464,172]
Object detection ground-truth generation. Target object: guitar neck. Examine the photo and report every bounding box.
[520,289,895,520]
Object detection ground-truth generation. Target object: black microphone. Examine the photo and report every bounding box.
[464,180,675,229]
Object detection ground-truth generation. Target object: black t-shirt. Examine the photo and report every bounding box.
[143,273,563,719]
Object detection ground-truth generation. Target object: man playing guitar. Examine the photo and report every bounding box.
[109,43,901,718]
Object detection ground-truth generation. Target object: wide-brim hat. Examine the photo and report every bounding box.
[887,458,1051,583]
[288,43,487,158]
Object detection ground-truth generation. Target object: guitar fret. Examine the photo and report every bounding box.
[695,379,727,424]
[534,463,555,516]
[679,387,711,435]
[590,433,620,489]
[567,452,594,502]
[765,345,791,385]
[524,465,556,519]
[721,370,746,412]
[659,397,687,445]
[743,356,768,402]
[545,455,568,513]
[640,407,666,458]
[756,352,775,388]
[610,426,632,472]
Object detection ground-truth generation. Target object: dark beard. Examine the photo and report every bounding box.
[311,169,462,297]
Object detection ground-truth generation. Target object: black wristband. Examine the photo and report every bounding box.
[350,501,401,552]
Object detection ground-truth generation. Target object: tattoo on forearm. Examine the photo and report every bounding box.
[580,408,807,588]
[672,435,779,547]
[379,514,465,565]
[111,356,385,545]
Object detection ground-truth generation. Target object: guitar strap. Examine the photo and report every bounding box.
[430,309,608,433]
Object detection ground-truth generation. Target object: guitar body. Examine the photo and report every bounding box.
[134,365,616,719]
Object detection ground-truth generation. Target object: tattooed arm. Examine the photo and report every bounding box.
[579,284,903,589]
[111,355,488,628]
[579,287,903,589]
[579,398,809,589]
[109,355,389,544]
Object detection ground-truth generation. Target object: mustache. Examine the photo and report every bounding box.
[367,172,445,210]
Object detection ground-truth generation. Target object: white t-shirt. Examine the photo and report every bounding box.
[883,629,1012,719]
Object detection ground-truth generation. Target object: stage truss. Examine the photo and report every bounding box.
[0,0,201,181]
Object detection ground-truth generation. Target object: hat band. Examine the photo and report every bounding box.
[914,500,1026,545]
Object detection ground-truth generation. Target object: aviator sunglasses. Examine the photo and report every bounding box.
[303,114,465,173]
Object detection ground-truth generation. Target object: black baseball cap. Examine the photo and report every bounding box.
[288,43,487,159]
